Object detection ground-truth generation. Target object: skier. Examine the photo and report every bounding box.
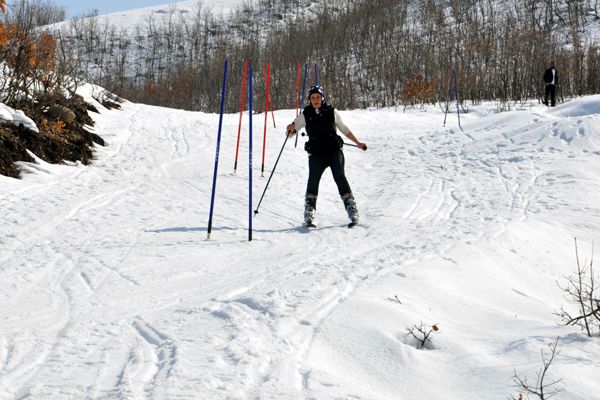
[286,85,367,228]
[543,62,558,107]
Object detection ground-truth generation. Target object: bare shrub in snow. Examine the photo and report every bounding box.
[556,238,600,337]
[406,322,439,349]
[511,337,563,400]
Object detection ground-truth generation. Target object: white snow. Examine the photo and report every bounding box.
[54,0,240,30]
[0,103,38,133]
[1,90,600,399]
[97,0,240,25]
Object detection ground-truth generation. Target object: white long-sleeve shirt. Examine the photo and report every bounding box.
[291,109,352,136]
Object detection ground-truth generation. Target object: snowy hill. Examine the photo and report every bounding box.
[56,0,241,29]
[1,89,600,398]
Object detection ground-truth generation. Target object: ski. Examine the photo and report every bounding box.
[302,222,359,230]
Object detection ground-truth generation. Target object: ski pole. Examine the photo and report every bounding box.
[253,134,290,217]
[299,132,365,150]
[341,141,367,150]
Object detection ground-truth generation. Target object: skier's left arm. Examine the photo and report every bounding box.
[335,110,367,151]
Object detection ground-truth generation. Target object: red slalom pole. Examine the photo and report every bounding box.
[234,59,248,173]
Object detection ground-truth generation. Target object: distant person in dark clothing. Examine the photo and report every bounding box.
[543,62,558,107]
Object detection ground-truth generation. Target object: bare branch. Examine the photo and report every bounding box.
[512,337,564,400]
[556,238,599,337]
[406,322,439,349]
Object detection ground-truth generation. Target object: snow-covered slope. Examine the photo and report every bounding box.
[57,0,600,44]
[1,92,600,399]
[99,0,240,26]
[55,0,241,29]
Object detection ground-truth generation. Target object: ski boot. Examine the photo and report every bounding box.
[342,193,359,227]
[304,194,317,227]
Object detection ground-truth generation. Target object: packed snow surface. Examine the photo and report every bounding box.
[1,89,600,399]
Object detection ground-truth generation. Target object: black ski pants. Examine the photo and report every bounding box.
[544,84,556,106]
[306,150,352,197]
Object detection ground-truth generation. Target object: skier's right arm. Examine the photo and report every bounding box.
[286,114,306,137]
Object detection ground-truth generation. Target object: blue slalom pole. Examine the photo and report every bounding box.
[248,65,253,242]
[295,63,309,148]
[314,63,318,85]
[207,59,228,240]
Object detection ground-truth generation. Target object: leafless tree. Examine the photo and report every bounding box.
[556,238,600,337]
[512,337,564,400]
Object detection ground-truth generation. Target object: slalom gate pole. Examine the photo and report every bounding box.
[234,59,248,173]
[295,60,301,117]
[269,98,276,128]
[454,68,462,129]
[295,63,309,148]
[314,63,318,85]
[207,59,228,240]
[248,65,253,241]
[443,67,454,127]
[261,64,269,177]
[268,63,276,128]
[254,134,289,217]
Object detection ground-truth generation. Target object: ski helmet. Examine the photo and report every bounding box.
[307,85,326,101]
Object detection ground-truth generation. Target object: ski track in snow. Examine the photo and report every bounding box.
[1,94,600,399]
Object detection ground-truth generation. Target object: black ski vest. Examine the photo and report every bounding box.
[543,67,557,84]
[303,103,343,155]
